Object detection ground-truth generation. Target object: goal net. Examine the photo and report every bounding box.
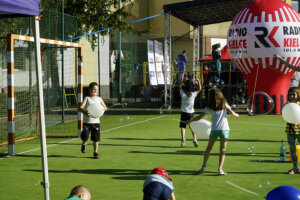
[0,34,83,155]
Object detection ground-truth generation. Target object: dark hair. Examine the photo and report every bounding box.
[88,82,98,90]
[184,80,194,92]
[288,87,300,102]
[207,88,226,111]
[182,50,186,54]
[212,43,221,51]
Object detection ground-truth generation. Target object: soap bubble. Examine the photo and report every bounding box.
[258,178,271,193]
[159,104,172,115]
[247,92,274,115]
[248,145,256,156]
[35,180,41,186]
[119,114,135,122]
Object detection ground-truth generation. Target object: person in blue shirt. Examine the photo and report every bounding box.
[176,50,188,82]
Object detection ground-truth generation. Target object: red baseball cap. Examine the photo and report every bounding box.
[151,167,172,181]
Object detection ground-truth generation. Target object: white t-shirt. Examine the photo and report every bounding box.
[204,103,231,131]
[290,72,300,88]
[180,89,198,113]
[83,96,104,124]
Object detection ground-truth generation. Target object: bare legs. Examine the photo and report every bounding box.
[218,140,227,170]
[181,128,198,147]
[93,141,99,153]
[82,140,98,153]
[201,139,227,171]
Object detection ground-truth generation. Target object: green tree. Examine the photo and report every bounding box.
[40,0,136,50]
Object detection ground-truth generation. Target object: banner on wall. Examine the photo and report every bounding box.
[154,40,165,85]
[147,40,158,86]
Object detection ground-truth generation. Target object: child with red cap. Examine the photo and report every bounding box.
[143,167,176,200]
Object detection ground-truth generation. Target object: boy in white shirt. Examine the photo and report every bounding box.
[79,82,108,159]
[178,77,201,147]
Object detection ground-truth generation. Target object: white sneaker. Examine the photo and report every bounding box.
[218,169,227,175]
[199,166,206,174]
[181,139,186,148]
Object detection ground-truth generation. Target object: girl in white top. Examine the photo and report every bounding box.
[189,88,239,175]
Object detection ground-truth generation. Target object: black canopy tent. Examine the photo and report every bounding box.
[162,0,253,105]
[163,0,253,27]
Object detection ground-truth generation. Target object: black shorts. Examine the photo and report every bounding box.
[81,123,100,141]
[180,112,194,128]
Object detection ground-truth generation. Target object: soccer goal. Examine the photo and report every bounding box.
[0,34,83,155]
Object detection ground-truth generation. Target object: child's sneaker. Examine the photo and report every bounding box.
[193,140,199,148]
[218,169,227,175]
[181,139,186,148]
[199,166,206,174]
[93,152,100,159]
[81,143,86,153]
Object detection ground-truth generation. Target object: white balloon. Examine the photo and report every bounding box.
[88,103,105,118]
[282,103,300,124]
[189,119,211,138]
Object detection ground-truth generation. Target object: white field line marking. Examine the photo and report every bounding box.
[101,115,164,133]
[0,115,165,160]
[225,180,264,197]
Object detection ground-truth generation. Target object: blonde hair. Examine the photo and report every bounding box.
[207,88,226,111]
[69,185,90,199]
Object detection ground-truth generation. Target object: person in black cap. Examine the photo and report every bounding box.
[143,167,176,200]
[178,77,201,147]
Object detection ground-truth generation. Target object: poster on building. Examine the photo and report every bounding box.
[147,40,158,85]
[154,40,164,85]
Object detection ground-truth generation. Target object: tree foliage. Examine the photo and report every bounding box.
[40,0,136,50]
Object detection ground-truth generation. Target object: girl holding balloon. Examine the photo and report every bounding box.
[285,87,300,174]
[189,88,239,175]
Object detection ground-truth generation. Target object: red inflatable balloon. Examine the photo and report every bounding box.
[227,0,300,114]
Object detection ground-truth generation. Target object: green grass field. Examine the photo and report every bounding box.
[0,110,299,199]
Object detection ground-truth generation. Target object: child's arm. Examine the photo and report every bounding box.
[195,78,202,93]
[169,192,176,200]
[178,76,188,90]
[100,99,108,111]
[226,107,239,117]
[78,97,89,116]
[188,112,206,124]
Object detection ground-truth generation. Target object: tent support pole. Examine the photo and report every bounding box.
[34,17,50,200]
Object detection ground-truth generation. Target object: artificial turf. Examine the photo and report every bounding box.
[0,111,299,199]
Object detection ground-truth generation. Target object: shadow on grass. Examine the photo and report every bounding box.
[129,150,202,155]
[108,137,281,144]
[24,168,197,180]
[15,154,81,158]
[250,159,290,163]
[228,139,280,143]
[128,150,278,158]
[102,143,180,149]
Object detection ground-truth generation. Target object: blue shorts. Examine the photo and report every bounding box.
[143,182,173,200]
[209,130,229,139]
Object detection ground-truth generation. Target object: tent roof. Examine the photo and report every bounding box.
[0,0,39,17]
[163,0,253,27]
[200,45,231,61]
